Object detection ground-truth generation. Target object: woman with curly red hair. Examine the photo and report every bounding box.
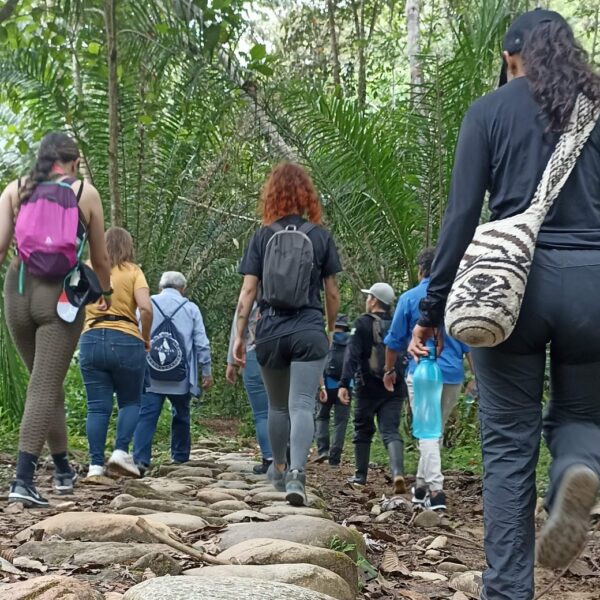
[233,162,341,505]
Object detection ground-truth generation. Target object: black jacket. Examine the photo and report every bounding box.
[340,311,406,397]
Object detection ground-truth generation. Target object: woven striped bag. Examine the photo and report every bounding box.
[445,94,599,347]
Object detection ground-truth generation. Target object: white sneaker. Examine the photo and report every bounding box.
[87,465,104,478]
[107,450,140,478]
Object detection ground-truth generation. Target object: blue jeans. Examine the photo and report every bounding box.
[243,349,272,460]
[133,391,192,466]
[80,329,146,466]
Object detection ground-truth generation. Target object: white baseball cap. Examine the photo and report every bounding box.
[361,282,395,306]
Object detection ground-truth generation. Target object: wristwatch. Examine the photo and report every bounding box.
[102,287,114,297]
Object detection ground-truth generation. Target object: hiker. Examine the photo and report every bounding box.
[81,227,152,479]
[409,9,600,600]
[383,247,474,512]
[314,314,352,467]
[133,271,213,474]
[0,132,112,507]
[226,302,273,474]
[233,162,342,507]
[339,283,407,494]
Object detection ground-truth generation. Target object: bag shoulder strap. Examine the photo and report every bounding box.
[268,222,284,233]
[530,94,599,217]
[152,297,188,322]
[299,222,316,235]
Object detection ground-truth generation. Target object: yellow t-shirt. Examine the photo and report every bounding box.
[84,263,149,340]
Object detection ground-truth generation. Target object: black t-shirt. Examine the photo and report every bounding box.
[420,76,600,327]
[239,215,342,342]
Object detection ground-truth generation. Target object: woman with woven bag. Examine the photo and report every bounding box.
[409,10,600,600]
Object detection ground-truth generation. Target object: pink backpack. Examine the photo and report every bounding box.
[15,177,83,281]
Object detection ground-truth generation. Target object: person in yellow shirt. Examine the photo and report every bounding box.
[80,227,152,478]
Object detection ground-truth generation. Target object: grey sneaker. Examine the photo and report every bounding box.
[536,465,600,569]
[53,470,78,495]
[9,480,49,508]
[285,469,307,506]
[267,462,287,492]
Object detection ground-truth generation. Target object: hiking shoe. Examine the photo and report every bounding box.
[53,470,78,495]
[313,452,329,464]
[536,465,600,569]
[267,462,287,492]
[347,474,367,486]
[393,475,406,495]
[426,490,447,511]
[253,458,273,475]
[285,469,307,506]
[86,465,105,478]
[8,480,49,508]
[328,460,341,468]
[411,485,428,506]
[136,463,148,478]
[106,450,140,478]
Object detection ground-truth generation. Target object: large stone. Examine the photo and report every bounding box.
[247,491,324,508]
[225,461,261,473]
[124,479,183,500]
[218,538,358,592]
[15,512,174,543]
[122,576,337,600]
[260,504,329,519]
[414,510,443,528]
[166,466,216,479]
[222,510,273,524]
[0,575,102,599]
[131,552,183,576]
[175,476,217,486]
[208,481,251,490]
[207,487,249,500]
[14,541,175,566]
[111,498,218,518]
[217,472,245,481]
[146,479,193,495]
[215,515,366,558]
[196,490,238,504]
[184,563,355,600]
[210,500,251,512]
[216,453,254,462]
[136,512,208,532]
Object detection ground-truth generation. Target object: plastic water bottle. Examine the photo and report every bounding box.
[412,342,443,439]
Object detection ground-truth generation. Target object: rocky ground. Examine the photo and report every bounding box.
[0,421,598,599]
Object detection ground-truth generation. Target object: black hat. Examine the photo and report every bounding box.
[58,263,103,323]
[499,9,569,87]
[335,314,350,330]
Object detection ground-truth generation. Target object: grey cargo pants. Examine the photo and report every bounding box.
[473,248,600,600]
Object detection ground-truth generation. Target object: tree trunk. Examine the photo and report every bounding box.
[405,0,422,95]
[326,0,342,90]
[104,0,121,226]
[351,0,366,111]
[0,0,18,24]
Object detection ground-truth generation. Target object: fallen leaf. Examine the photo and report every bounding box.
[449,571,482,597]
[398,591,430,600]
[568,559,596,577]
[380,548,411,576]
[411,570,448,581]
[369,528,396,542]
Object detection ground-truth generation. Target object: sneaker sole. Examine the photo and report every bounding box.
[536,466,599,570]
[394,476,406,495]
[313,455,329,464]
[286,490,307,507]
[8,493,49,508]
[106,461,140,479]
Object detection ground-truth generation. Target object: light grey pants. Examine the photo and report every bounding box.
[260,358,327,472]
[406,375,461,491]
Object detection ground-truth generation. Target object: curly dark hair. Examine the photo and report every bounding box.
[417,247,436,278]
[260,162,322,225]
[521,20,600,132]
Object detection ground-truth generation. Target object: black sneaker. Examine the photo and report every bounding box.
[347,474,367,485]
[411,485,428,506]
[53,470,78,495]
[328,460,341,468]
[313,452,329,464]
[286,469,307,506]
[8,480,49,508]
[136,463,148,478]
[253,458,273,475]
[426,490,447,511]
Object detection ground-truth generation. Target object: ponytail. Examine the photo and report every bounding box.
[522,21,600,132]
[18,132,80,207]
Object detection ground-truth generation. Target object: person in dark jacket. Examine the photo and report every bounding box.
[339,283,407,494]
[409,9,600,600]
[314,314,352,467]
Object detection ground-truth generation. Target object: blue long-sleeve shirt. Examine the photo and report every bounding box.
[384,278,470,384]
[146,288,212,397]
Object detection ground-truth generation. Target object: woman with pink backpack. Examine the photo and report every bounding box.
[0,132,112,508]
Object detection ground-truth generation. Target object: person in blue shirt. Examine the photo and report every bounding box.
[314,314,352,467]
[383,248,474,512]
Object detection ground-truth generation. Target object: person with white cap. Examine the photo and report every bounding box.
[338,282,407,494]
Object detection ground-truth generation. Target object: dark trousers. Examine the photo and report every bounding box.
[315,387,350,463]
[352,384,404,447]
[133,391,192,466]
[474,248,600,600]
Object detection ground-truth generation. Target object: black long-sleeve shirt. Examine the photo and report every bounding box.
[340,311,405,397]
[420,76,600,327]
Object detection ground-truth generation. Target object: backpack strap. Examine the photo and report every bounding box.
[76,180,84,203]
[364,312,383,344]
[268,222,284,233]
[151,298,188,321]
[299,222,316,235]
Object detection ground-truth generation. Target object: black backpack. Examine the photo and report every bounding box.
[366,313,392,379]
[325,333,349,381]
[146,299,189,382]
[262,222,315,310]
